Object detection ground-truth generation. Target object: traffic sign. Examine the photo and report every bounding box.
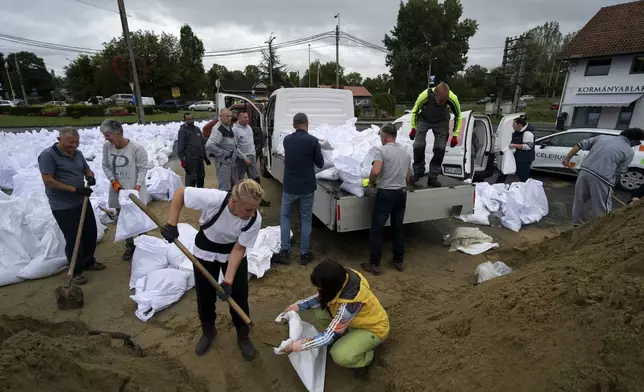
[171,87,180,98]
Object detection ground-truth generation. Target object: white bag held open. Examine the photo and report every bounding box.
[114,190,156,242]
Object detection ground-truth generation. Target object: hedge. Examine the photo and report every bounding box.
[4,105,179,117]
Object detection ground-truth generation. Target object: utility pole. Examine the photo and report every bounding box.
[117,0,145,124]
[496,37,510,116]
[308,44,311,87]
[4,60,16,101]
[512,35,529,113]
[334,13,340,89]
[427,55,435,91]
[265,34,276,85]
[317,60,320,87]
[14,55,28,103]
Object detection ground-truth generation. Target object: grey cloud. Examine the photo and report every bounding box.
[0,0,632,79]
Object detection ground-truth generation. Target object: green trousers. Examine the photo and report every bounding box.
[312,308,382,368]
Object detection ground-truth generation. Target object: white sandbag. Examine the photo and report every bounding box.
[166,223,198,268]
[246,226,290,278]
[501,186,525,232]
[499,149,516,175]
[315,168,340,181]
[475,261,512,283]
[114,190,156,241]
[178,259,195,290]
[0,264,27,287]
[129,235,170,289]
[129,268,190,322]
[17,226,67,280]
[521,179,549,224]
[443,227,497,255]
[274,311,326,392]
[147,166,183,201]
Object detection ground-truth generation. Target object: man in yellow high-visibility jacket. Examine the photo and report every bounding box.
[409,82,462,187]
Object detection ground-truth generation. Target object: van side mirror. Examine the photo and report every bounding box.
[539,141,549,149]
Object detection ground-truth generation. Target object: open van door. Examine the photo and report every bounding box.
[442,111,474,180]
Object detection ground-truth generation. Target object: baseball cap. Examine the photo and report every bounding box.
[293,112,308,124]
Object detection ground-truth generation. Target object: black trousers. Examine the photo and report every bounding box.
[51,202,98,275]
[185,158,205,188]
[194,257,250,337]
[369,189,407,265]
[496,160,532,184]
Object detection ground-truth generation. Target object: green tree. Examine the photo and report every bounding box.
[244,65,260,81]
[288,71,300,86]
[206,63,228,93]
[345,71,363,86]
[384,0,478,101]
[65,55,98,100]
[463,64,488,98]
[363,73,393,94]
[6,51,55,100]
[372,92,396,116]
[300,59,321,87]
[179,24,207,98]
[259,47,287,83]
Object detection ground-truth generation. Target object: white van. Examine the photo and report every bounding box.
[216,88,486,232]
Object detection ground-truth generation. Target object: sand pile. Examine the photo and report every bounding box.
[0,316,207,392]
[383,202,644,392]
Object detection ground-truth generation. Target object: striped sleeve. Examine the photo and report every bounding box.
[295,294,321,312]
[295,302,363,352]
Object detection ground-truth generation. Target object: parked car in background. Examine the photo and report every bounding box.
[519,95,535,102]
[532,128,644,191]
[11,99,25,106]
[160,100,184,109]
[0,100,16,107]
[44,101,69,106]
[477,96,493,104]
[182,100,196,110]
[551,102,560,111]
[84,96,104,106]
[106,94,133,105]
[188,100,216,111]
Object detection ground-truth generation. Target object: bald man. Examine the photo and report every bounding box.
[205,108,240,191]
[409,82,462,187]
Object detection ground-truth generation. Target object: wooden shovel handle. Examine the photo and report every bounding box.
[67,197,89,280]
[128,193,252,326]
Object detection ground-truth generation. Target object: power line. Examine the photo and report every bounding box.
[68,0,169,27]
[0,33,100,54]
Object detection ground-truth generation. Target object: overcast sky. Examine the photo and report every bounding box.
[0,0,631,80]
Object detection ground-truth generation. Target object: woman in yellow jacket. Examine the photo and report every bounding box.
[281,259,390,377]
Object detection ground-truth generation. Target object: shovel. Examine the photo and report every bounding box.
[127,193,253,326]
[54,196,88,310]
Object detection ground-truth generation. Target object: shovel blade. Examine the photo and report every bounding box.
[55,284,84,310]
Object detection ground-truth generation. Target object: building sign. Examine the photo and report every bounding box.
[577,85,644,94]
[171,87,180,98]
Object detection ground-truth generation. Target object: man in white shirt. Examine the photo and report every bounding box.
[233,111,271,206]
[160,179,263,360]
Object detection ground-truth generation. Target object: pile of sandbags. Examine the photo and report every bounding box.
[0,121,194,287]
[457,180,549,232]
[275,118,444,197]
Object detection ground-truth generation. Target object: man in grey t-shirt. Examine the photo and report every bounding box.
[362,124,412,276]
[100,119,149,260]
[38,127,106,285]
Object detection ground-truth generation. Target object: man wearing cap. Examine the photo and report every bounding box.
[272,113,324,266]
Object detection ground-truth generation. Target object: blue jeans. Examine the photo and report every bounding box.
[280,191,314,254]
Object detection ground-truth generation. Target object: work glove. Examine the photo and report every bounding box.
[85,176,96,186]
[217,281,232,301]
[180,160,186,168]
[160,223,179,243]
[111,180,122,192]
[204,157,211,166]
[75,187,93,197]
[450,136,459,148]
[409,128,416,140]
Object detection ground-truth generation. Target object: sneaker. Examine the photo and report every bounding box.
[272,250,292,265]
[86,262,106,271]
[72,275,88,285]
[122,244,135,261]
[237,337,257,361]
[361,262,381,276]
[300,252,314,265]
[427,177,442,187]
[392,261,404,272]
[260,199,272,207]
[410,174,422,184]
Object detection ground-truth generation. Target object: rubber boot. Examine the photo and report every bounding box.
[122,242,135,261]
[411,147,425,183]
[195,322,217,356]
[237,326,257,361]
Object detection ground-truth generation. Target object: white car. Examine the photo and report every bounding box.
[44,101,69,106]
[0,100,15,107]
[519,95,535,102]
[189,100,216,111]
[533,128,644,191]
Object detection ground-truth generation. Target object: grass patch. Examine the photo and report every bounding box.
[0,111,214,128]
